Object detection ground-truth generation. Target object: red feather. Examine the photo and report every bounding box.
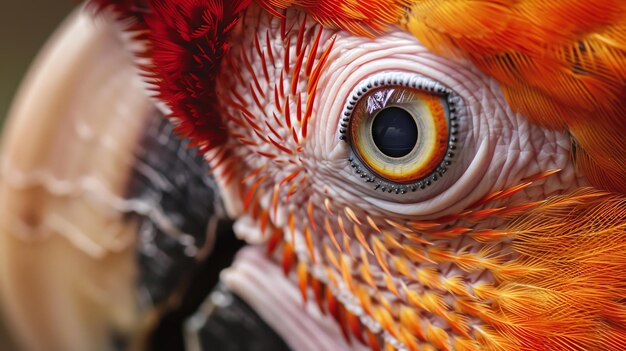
[90,0,252,153]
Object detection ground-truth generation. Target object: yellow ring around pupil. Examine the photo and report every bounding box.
[350,88,449,183]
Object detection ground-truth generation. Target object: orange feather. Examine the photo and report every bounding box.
[401,1,626,193]
[260,0,626,193]
[257,0,409,36]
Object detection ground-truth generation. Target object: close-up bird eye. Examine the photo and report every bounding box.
[1,1,625,351]
[340,72,458,193]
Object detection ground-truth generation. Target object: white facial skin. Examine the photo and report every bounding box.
[309,36,581,217]
[218,6,583,236]
[215,5,586,350]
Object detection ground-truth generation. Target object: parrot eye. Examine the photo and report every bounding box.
[340,72,460,193]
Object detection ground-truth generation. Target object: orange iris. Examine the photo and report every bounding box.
[349,87,449,183]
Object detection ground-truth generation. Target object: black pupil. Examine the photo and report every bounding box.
[371,107,418,158]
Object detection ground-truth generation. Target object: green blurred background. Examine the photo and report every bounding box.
[0,1,75,349]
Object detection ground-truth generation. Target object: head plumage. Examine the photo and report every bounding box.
[92,0,626,194]
[91,0,251,153]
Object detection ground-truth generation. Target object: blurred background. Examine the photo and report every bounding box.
[1,2,75,119]
[0,1,75,348]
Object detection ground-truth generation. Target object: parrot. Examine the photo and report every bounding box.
[0,0,625,351]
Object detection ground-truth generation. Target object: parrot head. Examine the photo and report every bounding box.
[14,0,626,350]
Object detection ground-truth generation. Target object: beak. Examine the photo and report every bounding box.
[0,8,151,351]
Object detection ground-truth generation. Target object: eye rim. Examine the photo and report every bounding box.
[351,93,449,183]
[339,71,463,194]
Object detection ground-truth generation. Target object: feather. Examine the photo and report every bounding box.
[91,0,253,157]
[93,0,626,192]
[400,0,626,193]
[257,0,626,193]
[489,189,626,350]
[258,0,410,36]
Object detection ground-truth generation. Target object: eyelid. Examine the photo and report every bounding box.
[339,71,464,194]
